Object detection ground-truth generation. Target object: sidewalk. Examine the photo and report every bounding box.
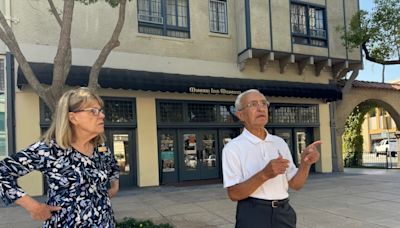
[1,168,400,228]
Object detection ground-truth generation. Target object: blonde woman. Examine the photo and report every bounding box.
[0,87,120,227]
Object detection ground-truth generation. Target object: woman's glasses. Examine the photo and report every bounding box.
[72,108,105,116]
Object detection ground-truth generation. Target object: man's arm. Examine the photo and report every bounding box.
[289,141,321,190]
[227,156,289,201]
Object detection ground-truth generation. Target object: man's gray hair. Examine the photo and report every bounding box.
[235,89,266,111]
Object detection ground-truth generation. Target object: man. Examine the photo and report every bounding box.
[222,89,321,228]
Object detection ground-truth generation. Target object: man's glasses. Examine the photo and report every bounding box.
[239,100,270,111]
[72,108,105,116]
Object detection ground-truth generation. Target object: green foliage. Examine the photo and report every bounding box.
[338,0,400,63]
[343,104,375,167]
[116,218,174,228]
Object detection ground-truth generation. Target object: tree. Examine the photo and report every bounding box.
[342,103,375,167]
[339,0,399,66]
[0,0,128,111]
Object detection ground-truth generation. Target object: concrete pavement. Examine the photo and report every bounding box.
[1,168,400,228]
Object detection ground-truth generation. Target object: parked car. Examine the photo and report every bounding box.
[374,139,397,157]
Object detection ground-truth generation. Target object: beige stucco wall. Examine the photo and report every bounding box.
[10,0,237,63]
[270,0,291,52]
[344,0,361,61]
[327,0,361,61]
[249,0,270,50]
[317,103,333,173]
[235,0,247,53]
[245,0,361,61]
[135,96,158,187]
[15,90,43,196]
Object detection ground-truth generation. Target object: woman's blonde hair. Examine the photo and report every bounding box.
[43,87,105,149]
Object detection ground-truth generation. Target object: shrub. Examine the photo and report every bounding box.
[116,217,174,228]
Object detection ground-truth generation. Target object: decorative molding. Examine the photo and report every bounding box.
[332,60,349,79]
[298,57,314,75]
[259,52,274,72]
[315,59,331,76]
[237,49,252,71]
[279,54,295,74]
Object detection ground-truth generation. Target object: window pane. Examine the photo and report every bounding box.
[166,0,177,26]
[220,104,238,123]
[139,25,163,35]
[166,30,189,38]
[113,134,130,175]
[159,102,184,122]
[138,0,163,24]
[188,103,217,122]
[311,39,326,47]
[160,133,176,172]
[138,0,189,38]
[167,0,188,27]
[309,8,326,39]
[271,105,318,125]
[291,4,307,34]
[291,3,326,46]
[177,0,188,27]
[209,0,227,33]
[104,100,135,123]
[293,36,308,45]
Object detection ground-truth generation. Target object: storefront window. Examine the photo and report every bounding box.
[188,103,217,122]
[220,104,238,123]
[104,99,135,123]
[270,105,318,125]
[159,102,183,122]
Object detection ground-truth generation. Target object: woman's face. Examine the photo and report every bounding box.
[69,99,105,138]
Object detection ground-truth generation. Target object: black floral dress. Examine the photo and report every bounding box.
[0,140,120,227]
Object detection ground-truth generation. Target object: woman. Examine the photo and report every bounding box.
[0,87,120,227]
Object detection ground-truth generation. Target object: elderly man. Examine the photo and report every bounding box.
[222,89,321,228]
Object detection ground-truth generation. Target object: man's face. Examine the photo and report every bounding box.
[236,92,269,129]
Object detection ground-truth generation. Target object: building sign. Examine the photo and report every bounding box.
[188,87,241,95]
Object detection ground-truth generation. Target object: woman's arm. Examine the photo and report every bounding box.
[108,180,119,198]
[16,195,61,221]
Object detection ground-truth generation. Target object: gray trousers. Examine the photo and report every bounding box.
[235,197,296,228]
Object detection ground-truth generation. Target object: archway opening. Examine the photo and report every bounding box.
[342,99,400,168]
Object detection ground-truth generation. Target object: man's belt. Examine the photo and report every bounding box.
[243,197,289,208]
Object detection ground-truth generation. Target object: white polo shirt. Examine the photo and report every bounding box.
[222,128,298,200]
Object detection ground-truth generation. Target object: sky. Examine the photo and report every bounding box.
[355,0,399,82]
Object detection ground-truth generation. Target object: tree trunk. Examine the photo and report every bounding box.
[88,0,127,90]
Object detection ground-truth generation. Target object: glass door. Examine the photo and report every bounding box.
[294,128,314,171]
[106,130,136,188]
[219,128,241,175]
[158,130,178,184]
[179,130,219,181]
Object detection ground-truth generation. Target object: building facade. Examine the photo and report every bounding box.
[0,0,361,195]
[362,107,398,153]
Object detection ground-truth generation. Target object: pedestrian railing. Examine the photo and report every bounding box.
[345,151,400,169]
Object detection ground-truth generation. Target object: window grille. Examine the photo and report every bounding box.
[159,102,184,122]
[290,3,327,47]
[138,0,190,38]
[104,99,136,123]
[209,0,228,34]
[188,103,217,122]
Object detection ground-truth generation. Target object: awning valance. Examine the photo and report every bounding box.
[17,63,342,101]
